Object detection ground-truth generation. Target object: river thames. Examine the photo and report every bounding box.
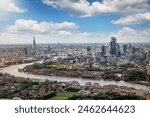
[0,62,150,92]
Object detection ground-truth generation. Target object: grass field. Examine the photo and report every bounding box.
[49,64,68,68]
[49,91,75,100]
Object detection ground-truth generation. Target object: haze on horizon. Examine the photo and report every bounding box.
[0,0,150,44]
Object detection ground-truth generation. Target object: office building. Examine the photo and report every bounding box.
[86,45,92,54]
[123,44,128,53]
[109,37,117,55]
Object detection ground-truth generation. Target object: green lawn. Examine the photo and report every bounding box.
[49,91,75,100]
[49,64,68,68]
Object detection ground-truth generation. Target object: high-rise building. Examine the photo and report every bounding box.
[133,47,140,53]
[128,43,133,54]
[116,44,121,57]
[109,37,117,55]
[104,44,109,56]
[123,44,128,53]
[48,45,51,52]
[23,48,31,56]
[32,37,36,55]
[148,50,150,55]
[101,44,111,56]
[86,45,92,54]
[101,45,105,56]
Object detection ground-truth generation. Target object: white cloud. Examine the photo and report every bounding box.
[115,27,150,42]
[0,0,27,18]
[112,12,150,25]
[0,19,149,44]
[42,0,149,17]
[6,19,79,34]
[56,31,72,36]
[41,0,150,25]
[6,3,27,13]
[1,26,150,44]
[0,31,111,44]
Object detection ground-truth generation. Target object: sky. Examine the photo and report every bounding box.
[0,0,150,44]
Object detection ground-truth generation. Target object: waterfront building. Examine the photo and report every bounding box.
[147,66,150,75]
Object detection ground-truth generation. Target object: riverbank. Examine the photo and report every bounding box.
[1,62,150,92]
[20,64,150,87]
[131,81,150,86]
[20,64,122,80]
[0,73,149,100]
[0,59,37,69]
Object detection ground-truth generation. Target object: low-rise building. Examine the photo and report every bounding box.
[147,66,150,75]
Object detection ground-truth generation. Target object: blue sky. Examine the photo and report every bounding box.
[0,0,150,44]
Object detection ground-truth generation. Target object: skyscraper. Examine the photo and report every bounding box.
[86,45,92,55]
[105,44,110,56]
[116,44,121,57]
[48,45,51,52]
[123,44,128,53]
[128,43,133,54]
[101,45,105,56]
[109,37,121,57]
[109,37,117,55]
[32,37,36,55]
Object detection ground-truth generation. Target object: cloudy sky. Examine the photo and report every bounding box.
[0,0,150,44]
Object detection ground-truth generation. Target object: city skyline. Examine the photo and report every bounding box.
[0,0,150,44]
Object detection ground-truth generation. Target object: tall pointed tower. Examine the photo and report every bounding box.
[32,37,36,55]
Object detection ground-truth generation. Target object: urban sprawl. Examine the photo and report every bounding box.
[0,37,150,100]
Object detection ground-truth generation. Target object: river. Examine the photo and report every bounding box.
[0,62,150,92]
